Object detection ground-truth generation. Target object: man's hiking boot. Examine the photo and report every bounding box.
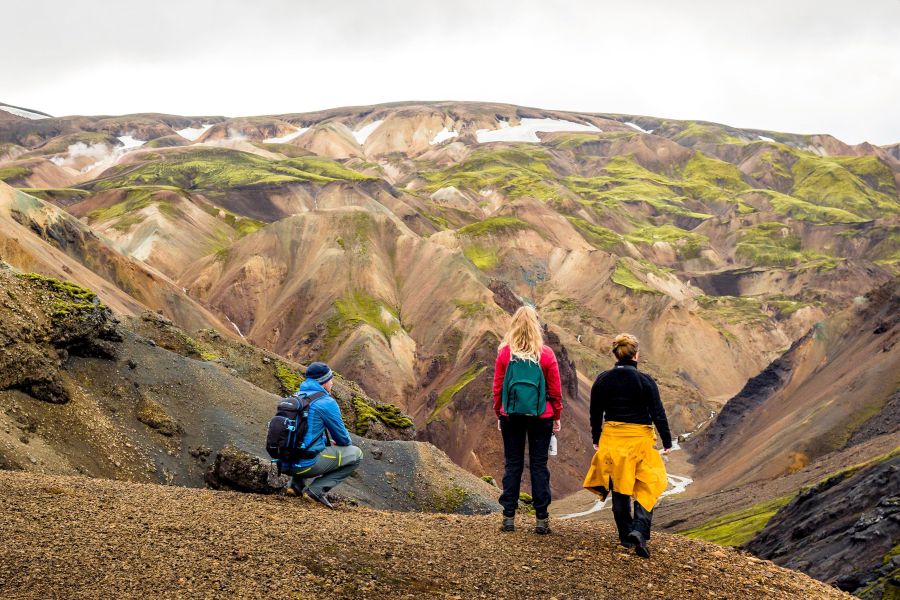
[619,539,635,549]
[534,517,552,535]
[500,515,515,532]
[306,489,335,509]
[286,479,306,497]
[628,531,650,559]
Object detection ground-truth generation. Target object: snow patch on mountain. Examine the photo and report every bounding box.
[176,124,213,141]
[758,135,776,142]
[264,127,309,144]
[476,118,600,143]
[0,105,48,120]
[353,120,384,145]
[117,135,145,149]
[625,122,653,134]
[430,127,459,145]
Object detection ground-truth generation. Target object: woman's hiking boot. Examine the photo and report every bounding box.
[534,517,552,535]
[627,531,650,558]
[500,515,516,532]
[286,479,306,497]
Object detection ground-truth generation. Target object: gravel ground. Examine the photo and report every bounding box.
[0,471,851,600]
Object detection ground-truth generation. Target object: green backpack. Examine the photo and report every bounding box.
[501,356,547,417]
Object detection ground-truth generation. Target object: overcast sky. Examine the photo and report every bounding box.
[3,0,898,144]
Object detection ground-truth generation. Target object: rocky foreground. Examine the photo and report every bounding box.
[0,471,849,600]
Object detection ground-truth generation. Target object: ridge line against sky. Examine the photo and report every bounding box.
[3,0,899,145]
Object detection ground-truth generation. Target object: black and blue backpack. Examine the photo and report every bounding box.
[266,391,326,473]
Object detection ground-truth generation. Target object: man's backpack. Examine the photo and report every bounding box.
[266,391,326,471]
[501,356,547,417]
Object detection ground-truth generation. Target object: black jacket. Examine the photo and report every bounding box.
[590,359,673,449]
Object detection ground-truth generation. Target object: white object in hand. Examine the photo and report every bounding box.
[548,434,558,456]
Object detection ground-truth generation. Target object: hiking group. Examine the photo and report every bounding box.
[266,304,672,559]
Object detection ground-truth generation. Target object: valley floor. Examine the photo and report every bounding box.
[0,471,850,600]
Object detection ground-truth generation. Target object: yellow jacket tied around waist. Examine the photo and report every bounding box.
[582,421,668,512]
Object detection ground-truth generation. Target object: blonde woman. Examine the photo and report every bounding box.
[492,306,562,534]
[583,333,672,559]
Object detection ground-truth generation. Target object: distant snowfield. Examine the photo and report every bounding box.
[0,105,48,120]
[117,135,145,149]
[264,127,309,144]
[353,120,384,145]
[758,135,776,142]
[176,124,213,141]
[430,127,459,145]
[625,122,653,134]
[476,118,600,143]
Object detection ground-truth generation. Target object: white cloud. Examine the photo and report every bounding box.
[2,0,898,144]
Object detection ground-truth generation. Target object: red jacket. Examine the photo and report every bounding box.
[492,345,563,420]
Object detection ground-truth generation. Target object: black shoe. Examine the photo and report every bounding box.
[534,517,552,535]
[500,515,515,532]
[306,489,335,509]
[286,479,306,497]
[619,540,635,549]
[628,531,650,559]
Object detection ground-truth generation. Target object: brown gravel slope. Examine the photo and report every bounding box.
[0,472,849,600]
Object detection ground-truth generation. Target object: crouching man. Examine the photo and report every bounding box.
[289,362,362,508]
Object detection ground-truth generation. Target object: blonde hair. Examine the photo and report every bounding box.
[612,333,639,360]
[501,306,544,362]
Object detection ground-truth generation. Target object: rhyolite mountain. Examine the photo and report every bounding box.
[1,100,898,497]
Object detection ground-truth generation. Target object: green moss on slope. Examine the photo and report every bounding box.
[565,216,624,251]
[624,224,707,259]
[463,244,499,271]
[275,360,303,395]
[428,364,487,423]
[680,495,794,546]
[352,396,414,435]
[748,190,868,224]
[611,260,659,294]
[335,290,400,341]
[421,147,560,201]
[791,155,898,218]
[0,165,31,183]
[89,147,373,192]
[735,222,840,269]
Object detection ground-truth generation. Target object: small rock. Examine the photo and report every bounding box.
[127,359,137,370]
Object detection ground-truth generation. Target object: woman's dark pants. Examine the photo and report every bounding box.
[498,415,553,519]
[610,479,653,542]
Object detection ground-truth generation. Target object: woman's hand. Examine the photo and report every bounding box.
[497,419,502,431]
[592,443,598,451]
[661,447,672,455]
[552,420,561,433]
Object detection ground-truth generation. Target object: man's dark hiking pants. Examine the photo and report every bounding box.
[498,414,553,519]
[610,479,653,542]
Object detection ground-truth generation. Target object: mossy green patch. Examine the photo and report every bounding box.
[749,190,868,224]
[679,152,750,201]
[275,360,303,395]
[86,187,184,224]
[736,222,841,269]
[458,216,531,238]
[680,494,794,546]
[791,155,898,218]
[611,260,658,294]
[428,364,487,423]
[624,224,707,259]
[671,122,745,145]
[0,165,31,183]
[352,396,414,436]
[335,290,400,341]
[89,147,374,193]
[431,484,468,513]
[421,146,561,201]
[463,244,499,271]
[17,273,104,318]
[565,216,624,251]
[453,300,489,318]
[697,295,768,325]
[17,188,91,203]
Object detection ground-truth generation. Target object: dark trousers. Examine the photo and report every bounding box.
[498,415,553,519]
[610,479,653,542]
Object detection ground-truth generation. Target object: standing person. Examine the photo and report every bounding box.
[583,334,672,558]
[493,306,563,535]
[288,362,363,508]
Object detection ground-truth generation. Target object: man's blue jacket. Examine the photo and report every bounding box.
[295,378,352,468]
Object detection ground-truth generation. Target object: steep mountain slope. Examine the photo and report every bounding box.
[687,279,899,494]
[0,470,851,600]
[0,264,497,513]
[1,101,897,496]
